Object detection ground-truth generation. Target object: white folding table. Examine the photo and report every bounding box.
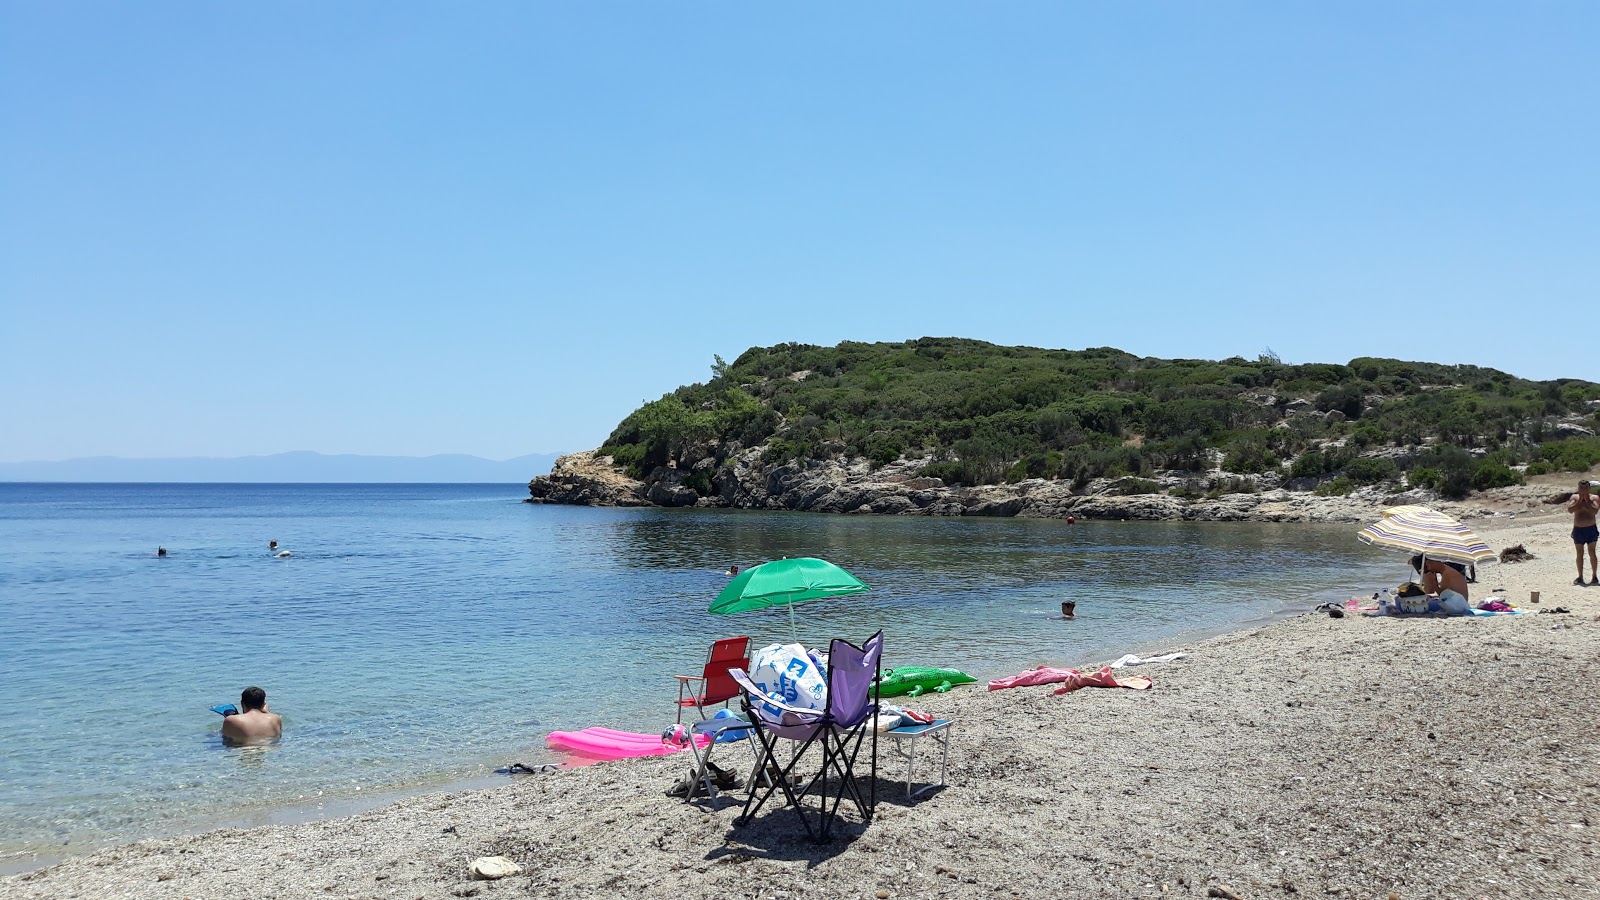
[883,719,954,797]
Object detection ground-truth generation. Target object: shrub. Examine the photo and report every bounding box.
[765,438,810,464]
[1343,457,1399,484]
[1223,436,1278,474]
[684,469,713,496]
[1006,451,1063,483]
[600,442,648,478]
[1350,423,1387,448]
[1412,445,1476,499]
[1538,437,1600,473]
[918,461,964,484]
[1290,448,1351,479]
[1471,461,1523,490]
[1316,383,1364,419]
[1314,476,1356,496]
[864,433,904,467]
[1407,466,1441,491]
[1148,435,1211,472]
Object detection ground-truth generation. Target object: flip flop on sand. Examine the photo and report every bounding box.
[666,770,697,797]
[705,761,742,790]
[502,762,559,775]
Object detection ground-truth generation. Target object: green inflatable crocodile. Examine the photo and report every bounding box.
[877,666,977,698]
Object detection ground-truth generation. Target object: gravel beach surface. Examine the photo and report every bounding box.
[5,511,1599,899]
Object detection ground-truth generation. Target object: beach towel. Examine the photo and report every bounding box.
[1051,667,1153,694]
[1108,652,1186,669]
[987,665,1153,693]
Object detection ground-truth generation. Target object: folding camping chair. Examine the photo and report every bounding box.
[674,636,750,724]
[678,714,769,803]
[730,630,883,843]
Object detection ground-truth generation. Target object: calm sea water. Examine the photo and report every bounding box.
[0,483,1396,864]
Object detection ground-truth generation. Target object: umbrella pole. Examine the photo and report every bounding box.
[788,596,798,643]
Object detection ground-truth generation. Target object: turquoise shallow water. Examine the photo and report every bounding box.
[0,483,1396,862]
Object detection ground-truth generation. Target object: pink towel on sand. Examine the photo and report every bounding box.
[987,665,1153,693]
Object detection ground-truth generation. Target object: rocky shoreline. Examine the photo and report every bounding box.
[527,449,1570,524]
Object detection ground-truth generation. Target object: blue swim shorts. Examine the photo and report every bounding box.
[1575,525,1599,546]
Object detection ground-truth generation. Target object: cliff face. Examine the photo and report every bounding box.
[525,450,649,506]
[526,448,1551,523]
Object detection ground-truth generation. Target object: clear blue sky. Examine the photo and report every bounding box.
[3,3,1595,462]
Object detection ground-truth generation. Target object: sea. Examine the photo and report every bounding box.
[0,482,1399,869]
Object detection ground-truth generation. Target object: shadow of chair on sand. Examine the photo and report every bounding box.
[704,773,947,865]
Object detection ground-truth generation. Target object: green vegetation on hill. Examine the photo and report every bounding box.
[598,338,1600,500]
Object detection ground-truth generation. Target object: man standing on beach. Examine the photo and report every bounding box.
[1569,480,1599,586]
[221,686,282,745]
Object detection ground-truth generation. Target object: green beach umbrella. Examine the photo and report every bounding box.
[709,557,870,638]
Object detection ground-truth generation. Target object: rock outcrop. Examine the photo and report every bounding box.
[528,447,1552,523]
[524,451,647,506]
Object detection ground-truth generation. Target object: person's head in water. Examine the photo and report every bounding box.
[1060,601,1076,619]
[269,540,279,551]
[157,546,167,557]
[240,686,267,712]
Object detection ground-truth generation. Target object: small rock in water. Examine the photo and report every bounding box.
[468,856,523,880]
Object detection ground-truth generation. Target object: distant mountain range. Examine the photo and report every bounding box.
[0,451,562,483]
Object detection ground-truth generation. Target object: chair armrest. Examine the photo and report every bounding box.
[730,668,822,718]
[672,675,705,683]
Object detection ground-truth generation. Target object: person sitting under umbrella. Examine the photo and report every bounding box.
[1410,555,1470,614]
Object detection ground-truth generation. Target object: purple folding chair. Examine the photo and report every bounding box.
[729,630,883,842]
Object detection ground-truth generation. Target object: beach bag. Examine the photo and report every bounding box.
[747,643,828,720]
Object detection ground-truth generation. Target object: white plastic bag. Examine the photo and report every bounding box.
[748,643,828,721]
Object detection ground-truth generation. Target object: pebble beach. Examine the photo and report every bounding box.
[5,504,1599,899]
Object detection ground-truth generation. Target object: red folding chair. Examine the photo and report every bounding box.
[675,636,751,724]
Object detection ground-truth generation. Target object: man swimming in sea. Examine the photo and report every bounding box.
[1568,480,1598,585]
[221,686,282,745]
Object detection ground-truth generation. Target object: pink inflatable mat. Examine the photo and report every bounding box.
[545,726,710,762]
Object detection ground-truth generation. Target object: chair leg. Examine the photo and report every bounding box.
[807,727,871,843]
[828,729,872,821]
[739,728,829,842]
[738,729,810,835]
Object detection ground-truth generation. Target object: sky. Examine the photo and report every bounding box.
[2,3,1596,463]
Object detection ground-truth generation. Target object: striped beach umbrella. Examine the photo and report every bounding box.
[1356,505,1496,564]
